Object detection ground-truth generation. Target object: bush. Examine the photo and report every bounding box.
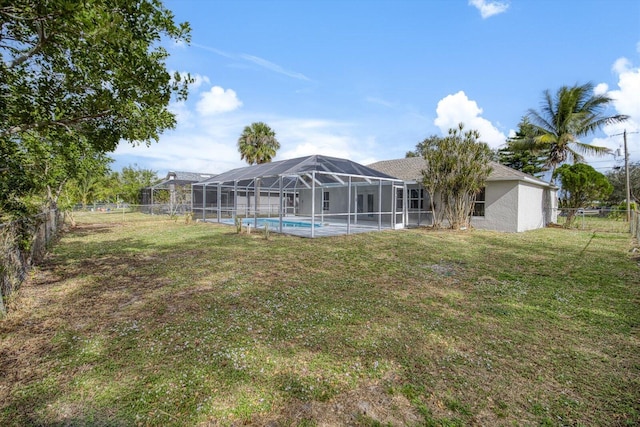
[608,202,637,220]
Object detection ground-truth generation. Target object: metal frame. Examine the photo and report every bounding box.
[191,156,405,238]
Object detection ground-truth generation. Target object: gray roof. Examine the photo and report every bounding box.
[196,155,400,189]
[151,171,218,188]
[166,171,217,182]
[367,158,554,188]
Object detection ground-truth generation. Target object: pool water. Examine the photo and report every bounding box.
[235,218,321,228]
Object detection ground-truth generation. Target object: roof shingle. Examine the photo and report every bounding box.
[367,158,553,187]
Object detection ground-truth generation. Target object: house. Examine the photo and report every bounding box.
[191,155,404,237]
[142,171,217,215]
[367,157,558,232]
[190,154,556,236]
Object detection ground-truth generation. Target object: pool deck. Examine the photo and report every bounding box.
[206,216,396,238]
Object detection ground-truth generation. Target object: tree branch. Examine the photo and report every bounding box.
[8,20,47,68]
[1,110,114,137]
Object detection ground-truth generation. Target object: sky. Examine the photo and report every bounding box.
[113,0,640,178]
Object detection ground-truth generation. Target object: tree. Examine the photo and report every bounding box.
[605,162,640,205]
[497,117,548,177]
[1,131,113,217]
[420,123,493,229]
[61,155,113,210]
[525,82,628,177]
[237,122,280,165]
[405,135,440,158]
[553,163,613,227]
[0,0,191,217]
[1,0,190,149]
[111,166,159,204]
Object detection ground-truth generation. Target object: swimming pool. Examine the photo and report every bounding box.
[229,218,321,228]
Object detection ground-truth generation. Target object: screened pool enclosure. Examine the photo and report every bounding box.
[191,155,407,237]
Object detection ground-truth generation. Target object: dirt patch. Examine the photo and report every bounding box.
[252,379,419,426]
[426,262,460,277]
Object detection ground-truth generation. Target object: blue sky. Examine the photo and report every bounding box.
[113,0,640,177]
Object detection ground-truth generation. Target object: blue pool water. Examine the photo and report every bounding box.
[233,218,321,228]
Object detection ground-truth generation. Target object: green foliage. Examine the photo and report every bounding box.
[405,135,440,158]
[525,83,627,175]
[111,165,159,204]
[0,0,191,217]
[608,201,637,220]
[553,163,613,227]
[497,116,547,177]
[60,155,113,210]
[1,0,191,150]
[420,124,493,229]
[605,162,640,204]
[237,122,280,165]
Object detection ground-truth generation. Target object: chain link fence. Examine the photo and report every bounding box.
[551,207,632,233]
[0,210,62,315]
[632,210,640,241]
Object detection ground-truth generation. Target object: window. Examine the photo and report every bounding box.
[323,191,330,211]
[409,188,424,210]
[473,188,486,217]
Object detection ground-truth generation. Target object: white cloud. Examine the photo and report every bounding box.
[585,57,640,169]
[168,101,193,127]
[608,59,640,121]
[469,0,509,19]
[114,113,249,173]
[274,119,377,164]
[594,83,609,95]
[196,86,242,116]
[169,72,211,91]
[188,73,211,91]
[114,111,383,176]
[239,54,311,81]
[612,57,632,75]
[434,91,507,148]
[192,43,311,81]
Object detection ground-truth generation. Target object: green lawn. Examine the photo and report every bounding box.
[1,212,638,426]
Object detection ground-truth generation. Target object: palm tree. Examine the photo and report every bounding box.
[525,82,628,177]
[237,122,279,217]
[237,122,280,165]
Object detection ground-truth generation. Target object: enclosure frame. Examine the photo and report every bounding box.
[191,155,406,238]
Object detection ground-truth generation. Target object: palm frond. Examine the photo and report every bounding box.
[573,141,612,157]
[526,108,556,135]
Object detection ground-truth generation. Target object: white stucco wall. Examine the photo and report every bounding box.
[516,182,547,232]
[471,181,520,232]
[471,180,555,232]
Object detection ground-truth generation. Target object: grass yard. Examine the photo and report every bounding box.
[554,214,631,233]
[1,212,639,426]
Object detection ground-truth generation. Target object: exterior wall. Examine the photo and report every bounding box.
[516,182,547,232]
[297,183,399,225]
[472,181,556,232]
[471,181,519,232]
[387,180,555,233]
